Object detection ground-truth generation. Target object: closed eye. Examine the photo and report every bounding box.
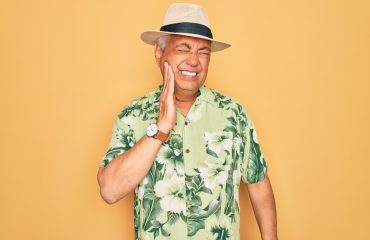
[175,43,191,52]
[176,48,190,52]
[198,50,211,55]
[198,47,211,55]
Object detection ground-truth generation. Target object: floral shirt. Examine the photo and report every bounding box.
[100,85,268,240]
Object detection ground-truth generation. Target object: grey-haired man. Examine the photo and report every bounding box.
[98,3,277,240]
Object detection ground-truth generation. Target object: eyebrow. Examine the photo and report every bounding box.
[175,43,211,52]
[175,43,191,49]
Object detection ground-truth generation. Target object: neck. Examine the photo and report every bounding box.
[174,90,198,104]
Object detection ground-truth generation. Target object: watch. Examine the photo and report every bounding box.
[146,123,169,143]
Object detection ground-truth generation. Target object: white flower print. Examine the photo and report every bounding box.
[164,164,176,176]
[173,149,181,157]
[111,126,124,147]
[156,144,171,164]
[130,100,138,106]
[204,132,234,155]
[234,187,240,207]
[139,228,152,240]
[233,169,241,205]
[252,128,259,144]
[135,177,148,199]
[199,161,230,191]
[260,155,266,165]
[233,136,242,151]
[156,144,185,176]
[187,103,202,122]
[121,115,133,126]
[232,170,241,186]
[133,108,141,116]
[154,174,186,214]
[223,138,233,152]
[187,112,201,122]
[205,215,233,240]
[128,139,134,147]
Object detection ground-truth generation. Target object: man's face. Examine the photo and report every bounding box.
[155,35,211,95]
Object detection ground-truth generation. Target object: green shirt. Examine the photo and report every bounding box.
[100,85,268,240]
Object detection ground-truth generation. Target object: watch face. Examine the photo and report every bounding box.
[147,123,158,137]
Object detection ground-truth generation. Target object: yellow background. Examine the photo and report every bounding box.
[1,0,369,239]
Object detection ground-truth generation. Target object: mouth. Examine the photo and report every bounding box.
[180,70,198,77]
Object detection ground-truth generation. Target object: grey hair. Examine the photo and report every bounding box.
[157,35,171,50]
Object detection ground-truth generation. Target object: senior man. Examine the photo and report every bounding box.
[97,3,277,240]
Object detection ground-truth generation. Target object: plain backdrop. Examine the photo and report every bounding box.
[1,0,369,239]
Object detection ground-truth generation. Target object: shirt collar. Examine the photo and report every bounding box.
[154,84,216,106]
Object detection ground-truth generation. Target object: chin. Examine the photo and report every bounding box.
[176,79,203,92]
[176,75,204,87]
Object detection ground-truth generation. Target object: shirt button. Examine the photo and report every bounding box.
[185,149,190,154]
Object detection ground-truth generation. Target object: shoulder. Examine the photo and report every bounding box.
[117,86,161,120]
[204,86,246,112]
[204,86,253,128]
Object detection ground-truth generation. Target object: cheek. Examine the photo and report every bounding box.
[200,55,210,63]
[200,59,210,72]
[162,53,182,65]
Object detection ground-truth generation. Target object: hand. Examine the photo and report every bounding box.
[157,62,177,134]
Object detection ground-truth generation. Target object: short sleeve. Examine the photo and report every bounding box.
[99,115,136,168]
[240,111,268,184]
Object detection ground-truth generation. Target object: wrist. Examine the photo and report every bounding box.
[156,121,172,134]
[146,123,170,143]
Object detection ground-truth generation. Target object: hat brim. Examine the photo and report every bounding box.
[141,31,231,52]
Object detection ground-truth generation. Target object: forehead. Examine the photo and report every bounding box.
[168,35,211,48]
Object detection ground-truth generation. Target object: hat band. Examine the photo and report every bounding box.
[160,22,213,39]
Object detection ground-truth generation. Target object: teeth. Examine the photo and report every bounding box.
[181,71,197,76]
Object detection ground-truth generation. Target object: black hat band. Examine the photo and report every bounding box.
[160,22,213,39]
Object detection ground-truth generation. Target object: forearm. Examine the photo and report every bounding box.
[98,61,176,204]
[247,176,278,240]
[257,193,277,240]
[97,135,162,204]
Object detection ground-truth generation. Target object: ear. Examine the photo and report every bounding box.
[154,43,163,67]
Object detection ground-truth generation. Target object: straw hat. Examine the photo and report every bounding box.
[140,3,231,52]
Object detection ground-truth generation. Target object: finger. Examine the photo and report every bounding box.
[164,62,173,98]
[163,62,171,97]
[162,61,169,91]
[167,64,175,100]
[160,62,169,104]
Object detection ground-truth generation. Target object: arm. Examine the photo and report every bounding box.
[247,174,278,240]
[97,136,163,204]
[97,62,176,204]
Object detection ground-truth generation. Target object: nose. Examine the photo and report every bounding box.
[186,52,200,67]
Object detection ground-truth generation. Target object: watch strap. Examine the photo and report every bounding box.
[154,130,169,143]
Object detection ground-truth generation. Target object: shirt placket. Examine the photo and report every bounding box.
[182,117,192,239]
[177,101,202,238]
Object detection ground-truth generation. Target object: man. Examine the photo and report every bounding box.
[97,3,277,240]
